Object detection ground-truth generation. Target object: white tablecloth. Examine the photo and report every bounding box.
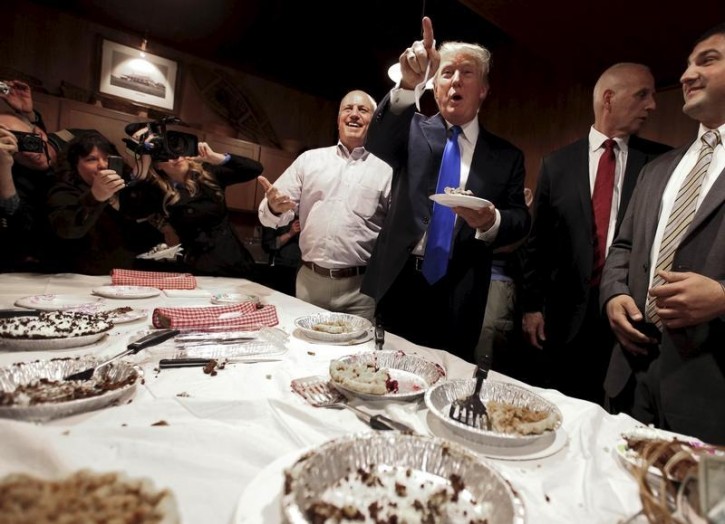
[0,272,648,523]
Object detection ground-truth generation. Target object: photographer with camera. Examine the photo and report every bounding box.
[0,80,46,132]
[0,106,58,272]
[127,120,264,278]
[47,131,163,275]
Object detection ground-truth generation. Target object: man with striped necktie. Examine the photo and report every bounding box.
[601,23,725,445]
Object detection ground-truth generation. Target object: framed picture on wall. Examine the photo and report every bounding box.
[98,39,179,112]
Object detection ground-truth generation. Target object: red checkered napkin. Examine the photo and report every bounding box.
[152,302,279,330]
[112,269,197,290]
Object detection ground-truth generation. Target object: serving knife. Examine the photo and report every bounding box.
[64,329,179,381]
[0,309,41,318]
[159,356,282,368]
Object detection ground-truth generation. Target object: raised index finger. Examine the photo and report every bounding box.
[257,175,272,192]
[422,16,434,49]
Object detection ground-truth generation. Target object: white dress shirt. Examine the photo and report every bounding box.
[258,143,392,269]
[588,126,629,255]
[648,123,725,285]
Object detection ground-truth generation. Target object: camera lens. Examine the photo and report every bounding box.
[12,131,45,153]
[165,131,198,158]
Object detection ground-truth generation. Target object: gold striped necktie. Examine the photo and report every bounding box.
[646,130,721,329]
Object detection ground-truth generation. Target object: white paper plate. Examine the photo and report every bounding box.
[330,351,446,401]
[92,286,161,299]
[233,449,302,524]
[103,308,149,324]
[430,193,493,210]
[60,304,148,324]
[14,294,104,312]
[294,313,372,342]
[136,244,183,260]
[282,433,525,524]
[210,293,260,305]
[425,379,562,447]
[0,331,109,351]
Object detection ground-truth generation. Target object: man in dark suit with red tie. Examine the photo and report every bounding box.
[362,17,530,361]
[520,63,672,404]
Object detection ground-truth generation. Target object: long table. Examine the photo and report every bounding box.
[0,272,649,523]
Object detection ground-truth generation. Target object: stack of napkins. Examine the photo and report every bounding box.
[112,269,197,290]
[152,302,278,330]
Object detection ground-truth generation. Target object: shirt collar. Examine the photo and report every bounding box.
[442,117,479,145]
[337,141,368,160]
[589,126,629,152]
[697,123,725,145]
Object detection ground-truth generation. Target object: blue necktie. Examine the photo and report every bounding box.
[422,125,462,284]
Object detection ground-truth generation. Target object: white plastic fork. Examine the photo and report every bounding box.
[291,376,414,433]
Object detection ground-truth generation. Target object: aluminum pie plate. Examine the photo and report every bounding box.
[211,293,260,305]
[282,432,525,524]
[0,331,110,351]
[0,358,140,422]
[330,350,446,401]
[425,379,563,448]
[293,313,372,342]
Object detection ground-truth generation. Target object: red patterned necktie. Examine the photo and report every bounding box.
[591,138,616,286]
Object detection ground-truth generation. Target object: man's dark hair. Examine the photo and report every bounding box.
[56,131,120,183]
[695,22,725,45]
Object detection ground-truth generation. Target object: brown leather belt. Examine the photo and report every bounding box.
[302,261,366,279]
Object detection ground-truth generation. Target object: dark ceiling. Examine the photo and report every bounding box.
[27,0,725,102]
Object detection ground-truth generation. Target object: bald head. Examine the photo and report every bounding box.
[337,90,376,151]
[593,63,657,137]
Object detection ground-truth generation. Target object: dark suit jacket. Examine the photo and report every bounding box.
[601,144,725,444]
[521,135,672,345]
[362,94,530,351]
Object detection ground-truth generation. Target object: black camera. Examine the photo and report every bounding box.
[12,131,45,153]
[123,117,198,162]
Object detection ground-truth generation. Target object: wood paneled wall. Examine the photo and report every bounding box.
[3,2,700,193]
[480,43,698,188]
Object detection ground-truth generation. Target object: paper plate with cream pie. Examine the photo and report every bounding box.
[429,193,492,210]
[329,350,446,401]
[0,311,112,351]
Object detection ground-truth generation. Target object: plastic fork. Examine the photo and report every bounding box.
[291,376,414,433]
[449,354,492,430]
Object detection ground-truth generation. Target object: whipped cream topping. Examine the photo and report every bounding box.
[0,311,112,339]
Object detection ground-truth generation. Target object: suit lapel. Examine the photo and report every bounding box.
[420,115,447,196]
[687,165,725,237]
[643,147,688,249]
[618,140,647,226]
[465,129,493,197]
[572,140,592,236]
